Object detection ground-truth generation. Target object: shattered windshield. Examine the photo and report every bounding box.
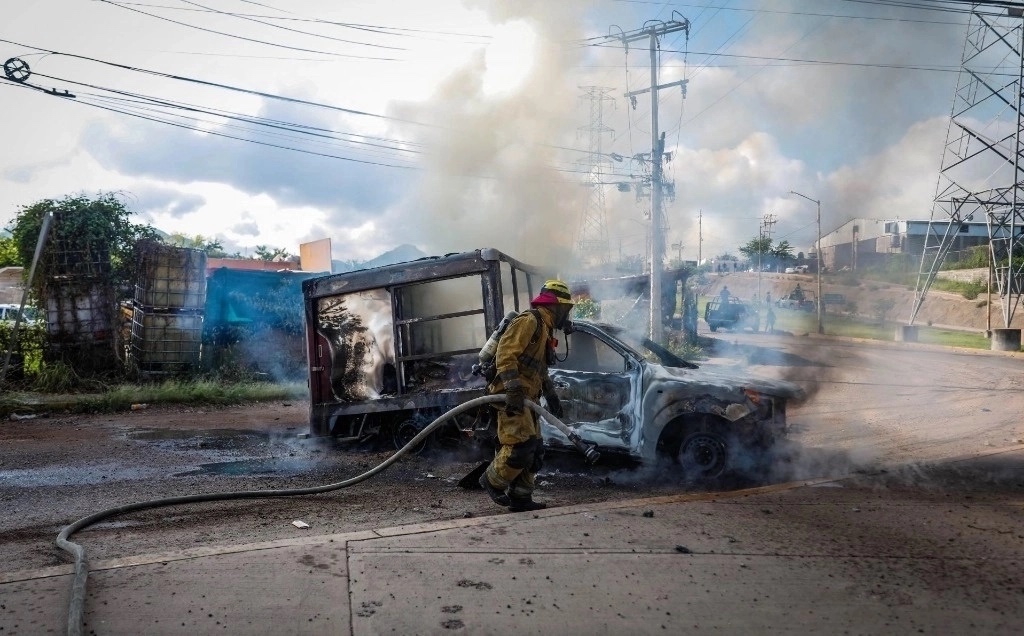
[586,323,698,369]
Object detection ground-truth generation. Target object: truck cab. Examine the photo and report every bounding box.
[545,321,801,477]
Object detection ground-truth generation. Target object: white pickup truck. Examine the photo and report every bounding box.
[302,248,805,481]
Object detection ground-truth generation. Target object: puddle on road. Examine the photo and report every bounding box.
[128,428,270,451]
[0,462,161,488]
[0,430,315,487]
[174,457,315,477]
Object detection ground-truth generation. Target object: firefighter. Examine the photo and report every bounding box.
[479,279,574,512]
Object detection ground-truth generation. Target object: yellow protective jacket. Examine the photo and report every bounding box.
[487,307,555,401]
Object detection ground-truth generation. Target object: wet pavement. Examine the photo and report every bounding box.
[2,445,1022,635]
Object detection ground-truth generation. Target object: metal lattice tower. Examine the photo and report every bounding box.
[911,5,1024,327]
[575,86,615,267]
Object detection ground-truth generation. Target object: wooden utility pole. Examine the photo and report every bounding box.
[620,17,690,342]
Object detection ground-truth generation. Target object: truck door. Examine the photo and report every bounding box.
[548,331,632,439]
[309,331,334,405]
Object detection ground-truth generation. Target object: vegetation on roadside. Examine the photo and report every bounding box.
[1,379,307,417]
[769,306,990,349]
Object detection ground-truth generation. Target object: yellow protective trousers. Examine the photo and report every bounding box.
[484,409,543,499]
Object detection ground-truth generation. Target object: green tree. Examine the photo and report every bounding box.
[253,245,292,261]
[0,234,20,267]
[168,233,227,257]
[771,240,795,261]
[873,298,896,323]
[11,193,159,299]
[738,237,772,262]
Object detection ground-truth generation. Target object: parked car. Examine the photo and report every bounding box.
[0,304,42,326]
[302,248,804,480]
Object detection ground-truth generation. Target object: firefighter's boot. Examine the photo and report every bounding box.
[508,497,546,513]
[479,472,511,507]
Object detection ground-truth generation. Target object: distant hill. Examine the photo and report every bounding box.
[331,244,426,274]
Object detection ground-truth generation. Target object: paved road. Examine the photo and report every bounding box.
[704,332,1023,469]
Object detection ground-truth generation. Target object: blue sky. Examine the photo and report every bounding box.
[0,1,987,269]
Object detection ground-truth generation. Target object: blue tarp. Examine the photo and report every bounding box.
[204,268,320,331]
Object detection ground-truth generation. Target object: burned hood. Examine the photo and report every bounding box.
[652,363,806,401]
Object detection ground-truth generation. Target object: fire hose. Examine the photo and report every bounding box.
[55,394,599,636]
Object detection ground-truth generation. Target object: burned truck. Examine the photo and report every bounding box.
[302,248,804,479]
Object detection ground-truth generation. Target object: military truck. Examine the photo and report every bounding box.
[703,297,759,332]
[302,248,804,479]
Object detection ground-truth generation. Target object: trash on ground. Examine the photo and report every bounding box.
[292,520,310,529]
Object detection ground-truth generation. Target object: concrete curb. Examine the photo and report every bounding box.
[0,476,838,585]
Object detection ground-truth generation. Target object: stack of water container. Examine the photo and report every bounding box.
[129,241,207,376]
[42,231,120,373]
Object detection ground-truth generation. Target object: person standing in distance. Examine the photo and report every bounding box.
[480,279,574,512]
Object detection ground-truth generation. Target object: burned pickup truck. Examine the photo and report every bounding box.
[302,248,804,479]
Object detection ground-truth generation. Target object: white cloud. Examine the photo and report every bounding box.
[0,0,988,271]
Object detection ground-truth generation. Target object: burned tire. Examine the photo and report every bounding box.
[677,430,729,480]
[393,419,431,454]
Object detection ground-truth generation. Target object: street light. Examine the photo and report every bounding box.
[789,190,824,335]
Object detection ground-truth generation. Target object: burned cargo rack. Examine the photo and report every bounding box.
[301,248,547,438]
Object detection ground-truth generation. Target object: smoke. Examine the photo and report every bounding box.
[385,2,590,272]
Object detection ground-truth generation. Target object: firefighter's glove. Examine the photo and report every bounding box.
[504,387,525,416]
[544,391,563,419]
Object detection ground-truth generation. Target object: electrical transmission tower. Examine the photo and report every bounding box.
[910,4,1024,329]
[575,86,616,268]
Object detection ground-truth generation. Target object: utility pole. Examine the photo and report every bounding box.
[698,209,703,263]
[618,16,690,342]
[758,213,776,309]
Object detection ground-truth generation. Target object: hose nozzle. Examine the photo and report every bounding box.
[568,431,600,464]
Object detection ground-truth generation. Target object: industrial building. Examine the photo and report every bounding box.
[816,218,998,271]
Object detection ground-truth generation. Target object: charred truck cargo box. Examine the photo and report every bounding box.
[301,247,806,481]
[301,248,545,449]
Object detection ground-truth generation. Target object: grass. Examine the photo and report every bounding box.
[1,380,307,417]
[769,306,991,349]
[697,297,993,350]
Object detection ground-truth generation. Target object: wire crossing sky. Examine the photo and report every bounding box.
[0,0,997,267]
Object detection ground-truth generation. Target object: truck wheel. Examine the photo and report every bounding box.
[393,419,431,454]
[678,430,729,480]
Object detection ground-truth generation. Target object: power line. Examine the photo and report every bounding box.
[0,38,429,126]
[173,0,407,51]
[97,1,494,42]
[92,0,404,60]
[588,45,969,73]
